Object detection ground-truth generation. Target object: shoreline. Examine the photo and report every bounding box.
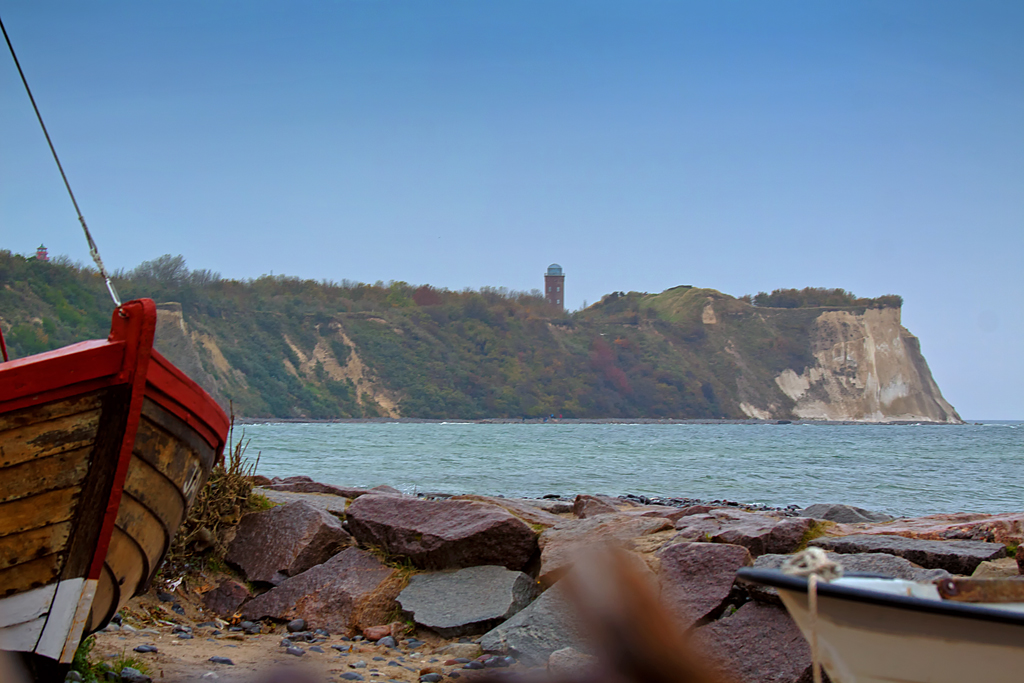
[235,416,970,426]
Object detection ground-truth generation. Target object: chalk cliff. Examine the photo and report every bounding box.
[770,308,960,423]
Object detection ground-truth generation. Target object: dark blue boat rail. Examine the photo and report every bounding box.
[735,568,1024,628]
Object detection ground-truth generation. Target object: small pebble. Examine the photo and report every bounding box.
[239,621,255,630]
[341,636,352,641]
[246,625,261,635]
[208,657,234,665]
[280,639,293,647]
[103,623,120,632]
[377,636,397,648]
[353,635,365,641]
[286,646,305,657]
[172,625,192,634]
[65,672,84,683]
[309,646,325,653]
[197,621,218,628]
[332,644,353,653]
[463,662,484,670]
[373,656,386,661]
[171,604,185,615]
[419,675,443,683]
[387,661,399,667]
[156,591,174,602]
[200,674,219,680]
[287,618,306,633]
[340,675,364,682]
[133,645,158,653]
[177,633,193,640]
[350,661,367,669]
[111,614,123,625]
[315,628,330,636]
[211,630,222,636]
[122,624,138,633]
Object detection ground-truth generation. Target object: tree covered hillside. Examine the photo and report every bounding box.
[0,250,903,420]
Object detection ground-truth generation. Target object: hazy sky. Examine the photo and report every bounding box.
[2,1,1021,418]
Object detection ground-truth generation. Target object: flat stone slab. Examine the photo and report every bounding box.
[226,501,352,584]
[479,583,584,667]
[398,565,538,637]
[797,503,893,524]
[659,542,752,628]
[810,534,1007,575]
[255,487,350,517]
[831,511,1024,545]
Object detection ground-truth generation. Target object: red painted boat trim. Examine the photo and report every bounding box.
[0,340,124,407]
[147,350,229,453]
[86,300,157,581]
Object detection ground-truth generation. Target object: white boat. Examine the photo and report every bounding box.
[736,568,1024,683]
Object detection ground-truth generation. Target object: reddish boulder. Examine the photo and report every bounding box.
[267,480,361,497]
[538,516,673,586]
[345,494,538,570]
[622,505,690,523]
[674,510,814,557]
[658,542,752,628]
[243,548,403,633]
[452,494,565,528]
[1017,545,1024,574]
[202,579,251,617]
[693,602,818,683]
[226,501,352,584]
[573,495,619,518]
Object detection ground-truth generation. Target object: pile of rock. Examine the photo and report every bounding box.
[209,478,1021,683]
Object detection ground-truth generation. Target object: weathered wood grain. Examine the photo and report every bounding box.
[0,408,101,469]
[0,447,91,504]
[0,522,72,570]
[0,488,78,537]
[0,554,61,598]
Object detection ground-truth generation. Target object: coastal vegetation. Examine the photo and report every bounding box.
[1,249,905,420]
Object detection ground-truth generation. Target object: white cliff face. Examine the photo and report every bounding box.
[773,308,961,423]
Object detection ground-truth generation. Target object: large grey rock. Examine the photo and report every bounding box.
[674,510,815,557]
[749,552,950,604]
[810,534,1007,575]
[345,494,538,570]
[538,515,673,586]
[797,503,893,524]
[226,501,352,584]
[659,542,752,628]
[255,487,350,517]
[397,565,538,637]
[243,548,401,633]
[479,584,584,666]
[693,602,816,683]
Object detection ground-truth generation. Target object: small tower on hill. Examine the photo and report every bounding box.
[35,244,49,262]
[545,263,565,310]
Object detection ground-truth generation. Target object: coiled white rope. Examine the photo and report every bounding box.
[782,547,843,683]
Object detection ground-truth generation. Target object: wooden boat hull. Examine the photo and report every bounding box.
[0,299,228,669]
[736,568,1024,683]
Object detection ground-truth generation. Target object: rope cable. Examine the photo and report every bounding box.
[1,14,122,308]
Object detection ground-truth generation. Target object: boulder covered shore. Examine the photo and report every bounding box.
[89,476,1024,683]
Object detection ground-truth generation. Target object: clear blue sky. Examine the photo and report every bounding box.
[2,1,1021,418]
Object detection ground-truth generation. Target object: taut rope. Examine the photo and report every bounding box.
[1,14,122,308]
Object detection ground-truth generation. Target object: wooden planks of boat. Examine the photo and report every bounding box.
[0,299,229,677]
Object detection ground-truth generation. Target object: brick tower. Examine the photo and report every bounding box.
[544,263,565,310]
[35,244,49,262]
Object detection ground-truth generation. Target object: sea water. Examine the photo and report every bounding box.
[239,421,1022,518]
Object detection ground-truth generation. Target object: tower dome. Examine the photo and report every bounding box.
[546,264,563,276]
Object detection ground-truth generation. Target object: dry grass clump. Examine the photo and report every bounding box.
[164,423,261,573]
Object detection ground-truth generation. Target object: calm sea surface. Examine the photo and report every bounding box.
[240,421,1022,518]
